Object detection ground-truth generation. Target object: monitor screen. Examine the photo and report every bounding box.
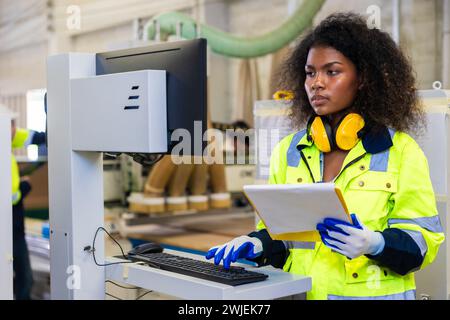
[96,38,207,156]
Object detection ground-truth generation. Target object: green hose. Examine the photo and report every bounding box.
[146,0,325,58]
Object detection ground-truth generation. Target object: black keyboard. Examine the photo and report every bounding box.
[127,252,268,286]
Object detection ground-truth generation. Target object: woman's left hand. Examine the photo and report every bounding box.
[317,213,385,259]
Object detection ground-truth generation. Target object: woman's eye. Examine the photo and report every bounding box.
[305,71,315,77]
[328,70,340,75]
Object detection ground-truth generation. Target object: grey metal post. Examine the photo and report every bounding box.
[47,53,105,299]
[0,115,13,299]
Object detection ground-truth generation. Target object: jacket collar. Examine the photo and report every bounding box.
[361,126,394,154]
[296,126,393,154]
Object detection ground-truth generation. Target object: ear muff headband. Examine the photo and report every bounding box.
[308,113,365,152]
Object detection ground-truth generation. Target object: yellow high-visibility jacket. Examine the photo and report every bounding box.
[252,127,445,300]
[11,129,33,205]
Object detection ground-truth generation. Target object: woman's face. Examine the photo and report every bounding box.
[304,46,360,120]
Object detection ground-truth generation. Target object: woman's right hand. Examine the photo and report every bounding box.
[205,235,263,269]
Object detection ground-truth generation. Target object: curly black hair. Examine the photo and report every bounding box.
[278,12,424,134]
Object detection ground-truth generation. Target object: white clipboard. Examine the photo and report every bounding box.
[243,183,351,242]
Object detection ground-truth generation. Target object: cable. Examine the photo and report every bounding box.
[105,280,140,290]
[105,289,153,300]
[128,153,164,166]
[91,227,134,267]
[92,228,155,299]
[136,290,153,300]
[106,280,154,300]
[105,292,122,300]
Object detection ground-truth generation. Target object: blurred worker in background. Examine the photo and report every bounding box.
[0,103,46,300]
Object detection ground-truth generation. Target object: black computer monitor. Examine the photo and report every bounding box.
[96,38,207,157]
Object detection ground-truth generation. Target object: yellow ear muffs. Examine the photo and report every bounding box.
[335,113,365,150]
[310,116,332,153]
[308,113,365,152]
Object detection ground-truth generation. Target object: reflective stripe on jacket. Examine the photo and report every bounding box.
[258,128,445,300]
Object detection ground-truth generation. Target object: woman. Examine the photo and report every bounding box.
[206,12,445,300]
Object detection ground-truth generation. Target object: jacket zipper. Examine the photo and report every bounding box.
[333,153,367,183]
[300,151,316,183]
[300,151,367,184]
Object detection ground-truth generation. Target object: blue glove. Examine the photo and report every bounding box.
[317,213,385,259]
[205,236,263,269]
[317,214,362,248]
